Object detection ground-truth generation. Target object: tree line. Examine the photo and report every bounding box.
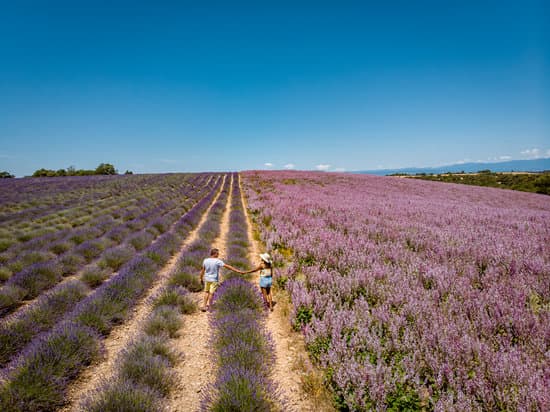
[405,170,550,195]
[1,164,133,178]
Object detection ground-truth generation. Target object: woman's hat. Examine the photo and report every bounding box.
[259,253,273,264]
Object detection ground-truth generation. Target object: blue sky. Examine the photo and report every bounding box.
[0,1,548,176]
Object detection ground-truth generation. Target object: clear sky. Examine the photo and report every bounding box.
[1,1,548,176]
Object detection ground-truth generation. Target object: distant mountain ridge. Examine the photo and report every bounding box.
[357,158,550,176]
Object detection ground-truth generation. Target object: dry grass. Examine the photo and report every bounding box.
[273,278,335,410]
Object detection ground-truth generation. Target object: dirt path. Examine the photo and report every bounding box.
[62,175,227,412]
[165,174,234,412]
[238,174,334,412]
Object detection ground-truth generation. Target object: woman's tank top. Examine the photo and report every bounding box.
[260,268,272,278]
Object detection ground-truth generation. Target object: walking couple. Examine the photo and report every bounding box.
[199,248,274,312]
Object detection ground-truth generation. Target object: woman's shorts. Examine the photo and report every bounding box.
[259,276,272,289]
[204,281,218,294]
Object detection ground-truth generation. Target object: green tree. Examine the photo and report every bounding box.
[0,171,15,178]
[33,168,56,177]
[95,163,117,175]
[534,174,550,195]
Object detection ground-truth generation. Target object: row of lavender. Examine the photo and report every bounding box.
[0,174,211,315]
[81,174,233,411]
[0,174,210,279]
[242,171,550,411]
[0,173,194,249]
[0,174,224,411]
[0,174,139,224]
[0,175,219,369]
[202,173,281,411]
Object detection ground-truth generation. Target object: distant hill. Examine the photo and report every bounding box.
[357,158,550,176]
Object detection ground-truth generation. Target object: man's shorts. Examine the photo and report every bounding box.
[204,281,218,294]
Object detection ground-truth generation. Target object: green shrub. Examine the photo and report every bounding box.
[0,239,14,253]
[0,323,100,412]
[0,285,26,314]
[119,337,176,396]
[0,267,12,282]
[143,306,182,338]
[81,380,161,412]
[60,253,86,276]
[13,262,63,299]
[49,241,72,255]
[153,287,197,314]
[80,266,110,288]
[293,305,313,330]
[168,270,202,292]
[99,246,134,271]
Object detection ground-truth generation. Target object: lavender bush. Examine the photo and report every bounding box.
[152,286,197,314]
[98,245,135,271]
[81,334,177,412]
[81,380,163,412]
[4,261,63,301]
[203,278,280,411]
[225,173,253,274]
[0,322,101,411]
[80,265,111,288]
[143,305,182,338]
[0,280,89,367]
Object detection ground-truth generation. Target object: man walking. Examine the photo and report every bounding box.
[200,248,245,311]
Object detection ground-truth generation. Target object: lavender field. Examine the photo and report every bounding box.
[0,172,286,411]
[0,173,224,410]
[1,170,548,411]
[243,171,550,411]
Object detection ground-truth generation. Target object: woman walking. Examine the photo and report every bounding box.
[247,253,274,311]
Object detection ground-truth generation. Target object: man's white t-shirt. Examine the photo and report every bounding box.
[203,257,225,282]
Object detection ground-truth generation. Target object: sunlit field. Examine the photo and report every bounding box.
[243,170,549,411]
[1,171,548,411]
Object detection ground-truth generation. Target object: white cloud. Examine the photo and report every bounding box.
[264,162,274,167]
[499,155,511,161]
[333,167,346,172]
[284,163,295,169]
[316,164,331,171]
[520,148,541,159]
[546,149,550,157]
